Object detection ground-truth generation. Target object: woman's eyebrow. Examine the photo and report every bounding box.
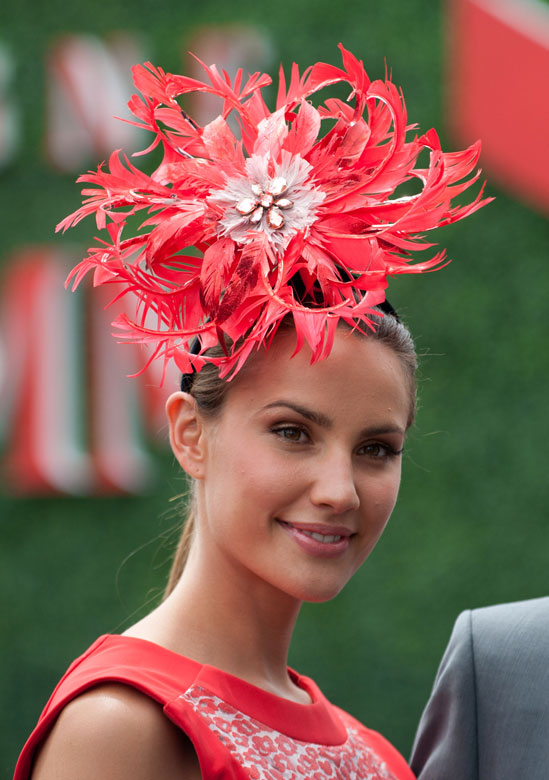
[358,424,406,438]
[262,401,332,428]
[263,403,406,438]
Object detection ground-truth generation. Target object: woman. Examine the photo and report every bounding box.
[15,46,489,779]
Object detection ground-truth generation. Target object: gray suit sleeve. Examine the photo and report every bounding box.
[410,611,478,780]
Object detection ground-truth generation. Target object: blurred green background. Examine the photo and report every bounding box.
[2,0,549,777]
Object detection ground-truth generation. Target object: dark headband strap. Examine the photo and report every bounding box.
[180,336,202,392]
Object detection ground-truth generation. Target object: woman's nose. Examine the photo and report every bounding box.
[309,450,360,514]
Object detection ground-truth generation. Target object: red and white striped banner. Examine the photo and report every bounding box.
[0,249,93,493]
[0,247,177,495]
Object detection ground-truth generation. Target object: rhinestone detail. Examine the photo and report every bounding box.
[235,178,293,230]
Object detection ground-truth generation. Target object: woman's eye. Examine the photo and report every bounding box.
[359,442,401,459]
[273,426,308,443]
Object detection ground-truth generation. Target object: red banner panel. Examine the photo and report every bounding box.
[447,0,549,212]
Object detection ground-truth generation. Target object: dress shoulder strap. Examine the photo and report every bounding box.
[13,635,204,780]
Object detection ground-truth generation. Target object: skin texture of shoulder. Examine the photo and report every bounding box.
[30,684,202,780]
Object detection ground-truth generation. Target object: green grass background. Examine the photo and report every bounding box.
[2,0,549,777]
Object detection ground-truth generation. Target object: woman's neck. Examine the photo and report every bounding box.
[124,555,308,704]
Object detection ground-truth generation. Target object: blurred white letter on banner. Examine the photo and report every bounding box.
[46,33,145,173]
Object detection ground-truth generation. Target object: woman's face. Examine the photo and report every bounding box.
[188,329,411,604]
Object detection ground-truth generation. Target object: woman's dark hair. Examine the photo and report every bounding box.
[164,309,417,597]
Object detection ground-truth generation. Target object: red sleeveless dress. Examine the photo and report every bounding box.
[14,635,415,780]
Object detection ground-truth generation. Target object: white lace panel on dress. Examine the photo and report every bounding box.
[180,685,399,780]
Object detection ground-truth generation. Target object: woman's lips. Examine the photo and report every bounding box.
[277,520,353,558]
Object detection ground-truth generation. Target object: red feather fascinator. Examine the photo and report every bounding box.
[60,44,490,379]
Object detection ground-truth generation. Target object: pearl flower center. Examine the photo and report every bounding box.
[235,178,294,231]
[209,152,325,251]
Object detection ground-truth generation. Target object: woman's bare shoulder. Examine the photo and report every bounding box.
[31,683,201,780]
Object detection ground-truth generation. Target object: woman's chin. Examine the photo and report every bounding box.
[286,577,350,604]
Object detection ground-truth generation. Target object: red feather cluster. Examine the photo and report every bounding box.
[60,44,491,379]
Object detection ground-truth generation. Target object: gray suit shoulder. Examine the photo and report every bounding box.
[412,597,549,780]
[470,595,549,626]
[469,596,549,663]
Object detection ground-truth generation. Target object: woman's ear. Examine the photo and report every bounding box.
[165,392,206,479]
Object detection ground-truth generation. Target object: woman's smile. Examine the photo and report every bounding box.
[276,520,354,558]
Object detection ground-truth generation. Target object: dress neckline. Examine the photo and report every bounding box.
[96,634,348,744]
